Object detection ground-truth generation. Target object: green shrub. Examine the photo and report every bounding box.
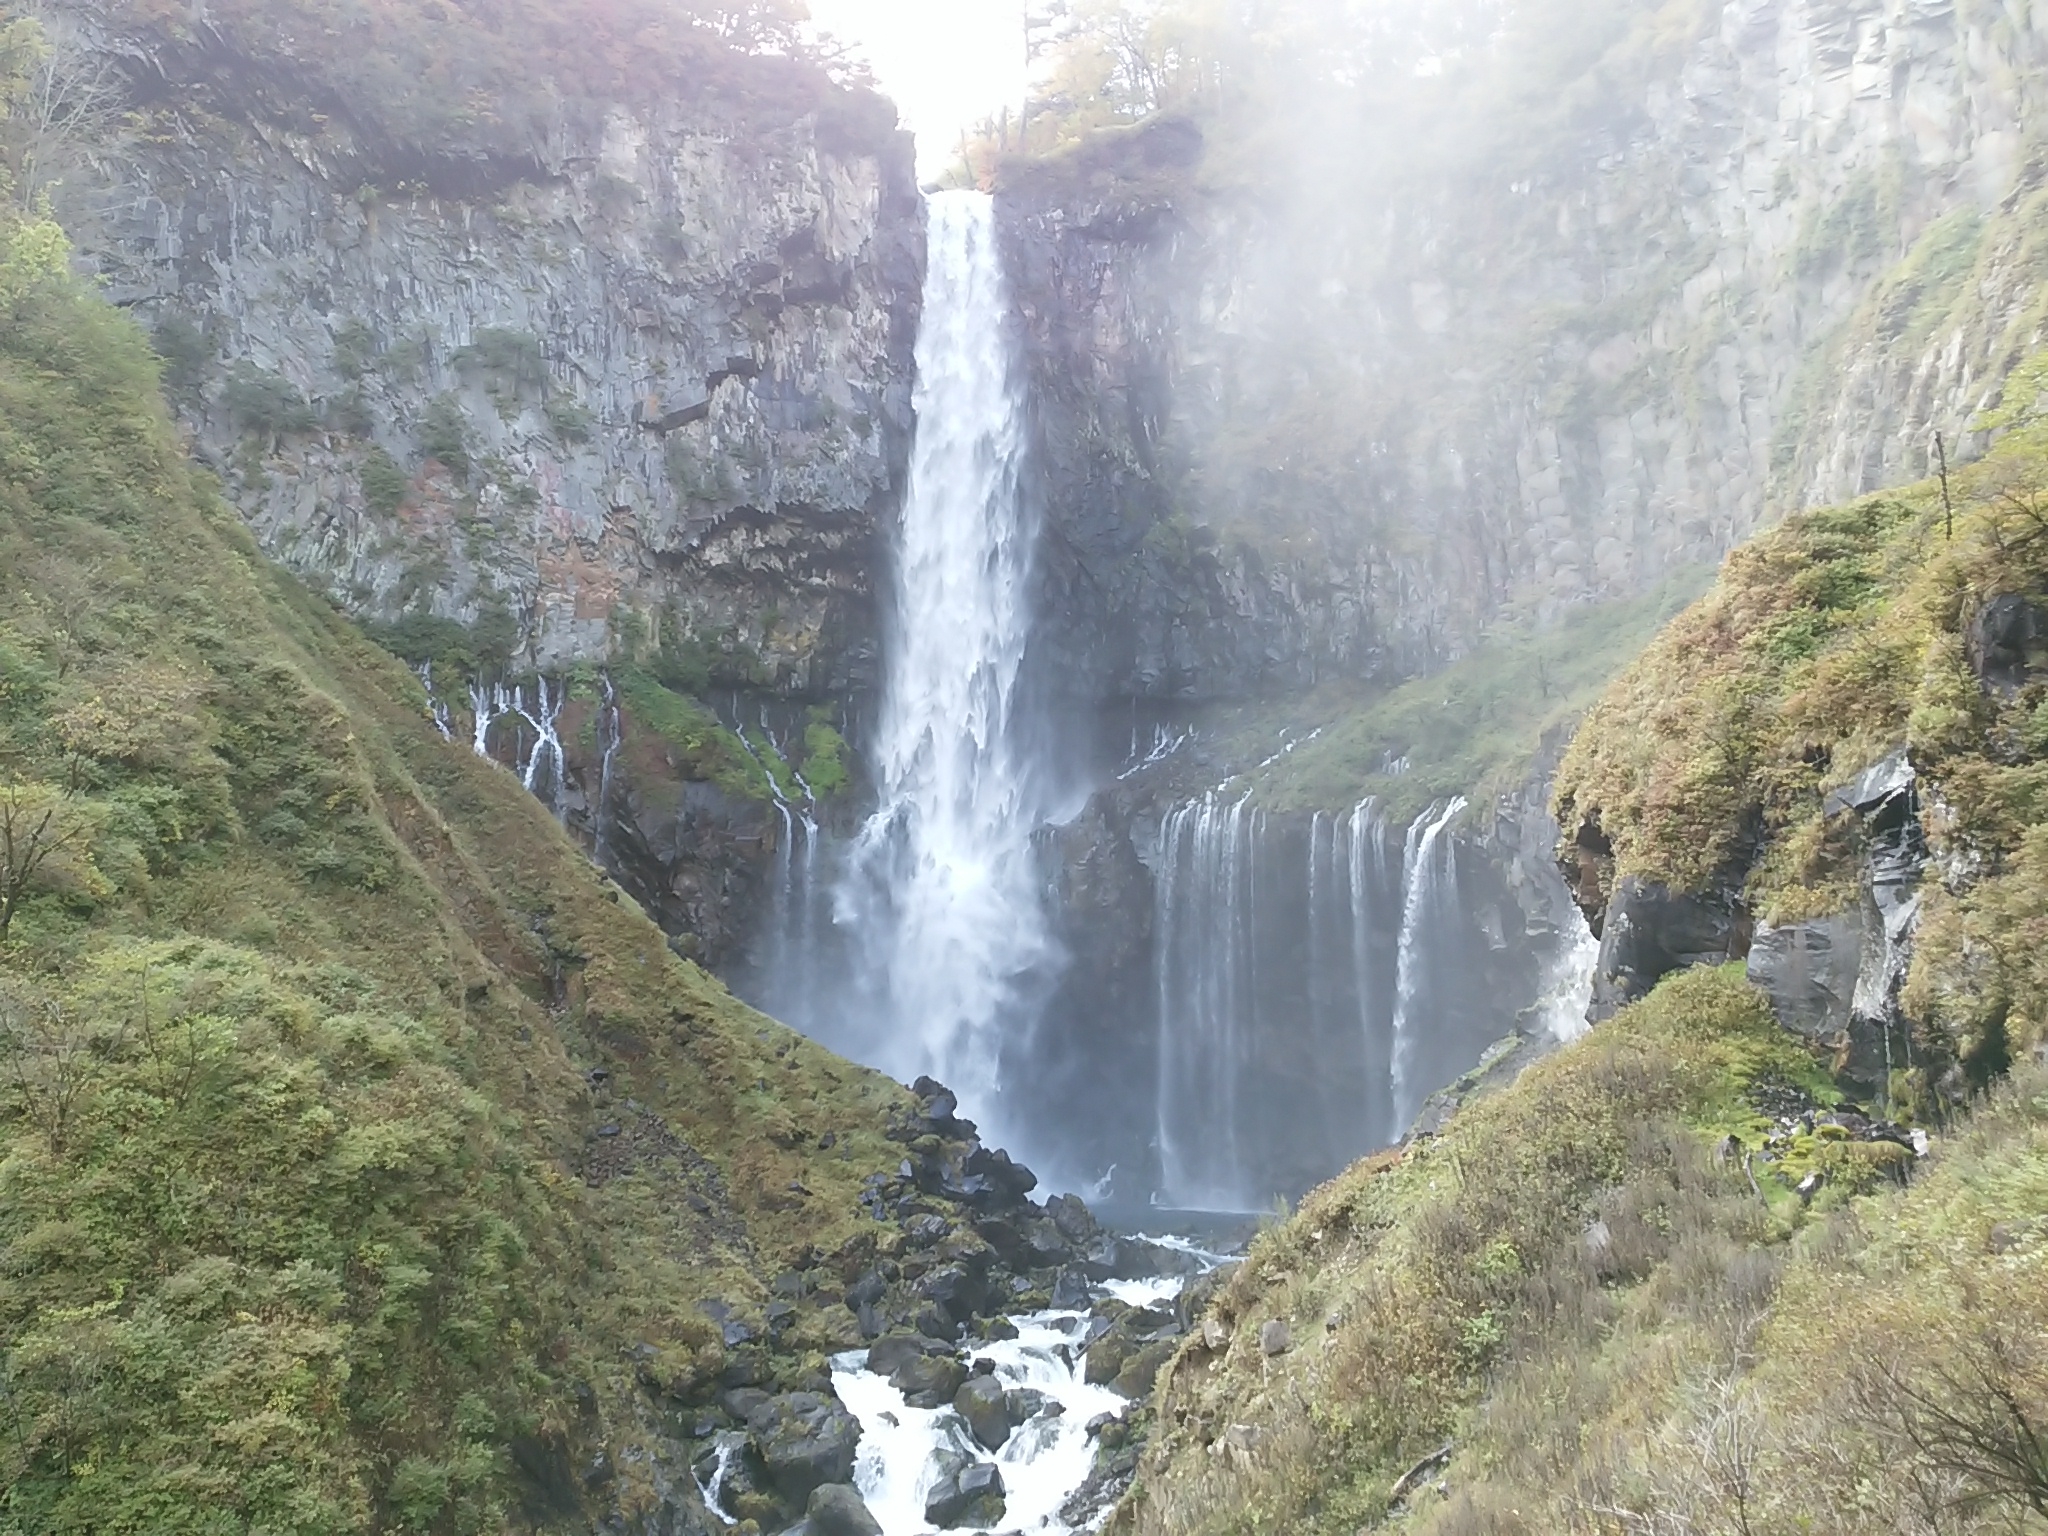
[545,394,596,443]
[358,445,408,516]
[148,313,213,404]
[332,317,377,382]
[220,361,315,438]
[417,394,471,480]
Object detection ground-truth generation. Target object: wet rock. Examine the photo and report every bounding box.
[955,1373,1013,1450]
[1175,1262,1239,1332]
[864,1333,937,1377]
[803,1482,883,1536]
[1045,1192,1101,1244]
[925,1461,1006,1528]
[981,1316,1021,1342]
[1967,592,2047,696]
[1005,1387,1051,1422]
[1748,912,1864,1041]
[1588,874,1752,1021]
[903,1213,952,1247]
[914,1304,960,1342]
[890,1352,968,1409]
[845,1270,889,1310]
[917,1262,984,1319]
[721,1387,773,1421]
[1049,1268,1092,1310]
[1112,1339,1178,1398]
[745,1393,860,1505]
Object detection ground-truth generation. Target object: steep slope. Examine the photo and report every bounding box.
[0,194,1084,1535]
[1109,357,2048,1533]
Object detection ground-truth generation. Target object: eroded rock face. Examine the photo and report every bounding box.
[997,4,2048,704]
[70,18,922,689]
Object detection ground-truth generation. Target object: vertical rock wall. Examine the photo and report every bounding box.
[70,16,924,690]
[998,0,2048,705]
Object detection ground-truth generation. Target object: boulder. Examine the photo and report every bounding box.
[1747,912,1865,1041]
[1966,592,2047,696]
[890,1352,968,1409]
[1004,1387,1051,1423]
[925,1461,1006,1529]
[954,1373,1012,1450]
[804,1483,883,1536]
[1588,874,1750,1021]
[745,1393,860,1504]
[1113,1339,1178,1398]
[864,1334,935,1378]
[1259,1318,1292,1356]
[1049,1268,1092,1310]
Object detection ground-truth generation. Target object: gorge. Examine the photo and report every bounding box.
[7,0,2048,1532]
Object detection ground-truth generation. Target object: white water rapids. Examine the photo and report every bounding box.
[832,1314,1128,1536]
[837,190,1052,1126]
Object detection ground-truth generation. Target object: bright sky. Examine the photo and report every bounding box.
[805,0,1032,176]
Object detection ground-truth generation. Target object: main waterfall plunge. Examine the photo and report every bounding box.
[723,192,1595,1209]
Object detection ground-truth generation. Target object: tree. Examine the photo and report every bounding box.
[0,780,87,943]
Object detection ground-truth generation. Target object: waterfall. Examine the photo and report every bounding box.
[1391,797,1467,1133]
[1346,798,1392,1134]
[1151,792,1486,1206]
[466,678,567,814]
[1154,793,1256,1211]
[836,192,1052,1123]
[591,672,622,864]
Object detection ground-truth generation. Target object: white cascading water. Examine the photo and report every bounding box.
[837,191,1052,1121]
[1154,793,1406,1210]
[1154,791,1257,1210]
[1390,797,1467,1132]
[1347,798,1393,1131]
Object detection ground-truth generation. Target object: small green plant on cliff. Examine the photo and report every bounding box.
[417,393,472,480]
[220,360,315,441]
[545,394,596,443]
[799,710,851,798]
[615,666,770,802]
[358,443,408,516]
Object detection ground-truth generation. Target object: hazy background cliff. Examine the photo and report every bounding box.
[994,0,2048,703]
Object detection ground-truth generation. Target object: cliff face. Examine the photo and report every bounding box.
[72,10,923,692]
[999,0,2048,705]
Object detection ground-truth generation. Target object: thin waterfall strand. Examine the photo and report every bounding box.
[1391,798,1467,1133]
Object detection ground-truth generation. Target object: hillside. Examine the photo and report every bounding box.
[1108,360,2048,1534]
[0,181,1083,1535]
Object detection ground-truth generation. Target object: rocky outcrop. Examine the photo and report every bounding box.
[1748,751,1927,1091]
[998,1,2048,704]
[64,3,922,690]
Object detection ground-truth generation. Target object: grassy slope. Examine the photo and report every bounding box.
[1556,356,2048,1076]
[1214,573,1709,823]
[1116,378,2048,1535]
[0,211,907,1532]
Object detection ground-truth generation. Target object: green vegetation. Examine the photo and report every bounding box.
[358,443,409,516]
[544,394,595,444]
[1224,574,1709,824]
[0,143,916,1534]
[799,711,851,799]
[1556,356,2048,1068]
[363,601,520,680]
[220,360,315,440]
[1121,963,2048,1536]
[417,393,471,480]
[96,0,885,171]
[614,666,770,803]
